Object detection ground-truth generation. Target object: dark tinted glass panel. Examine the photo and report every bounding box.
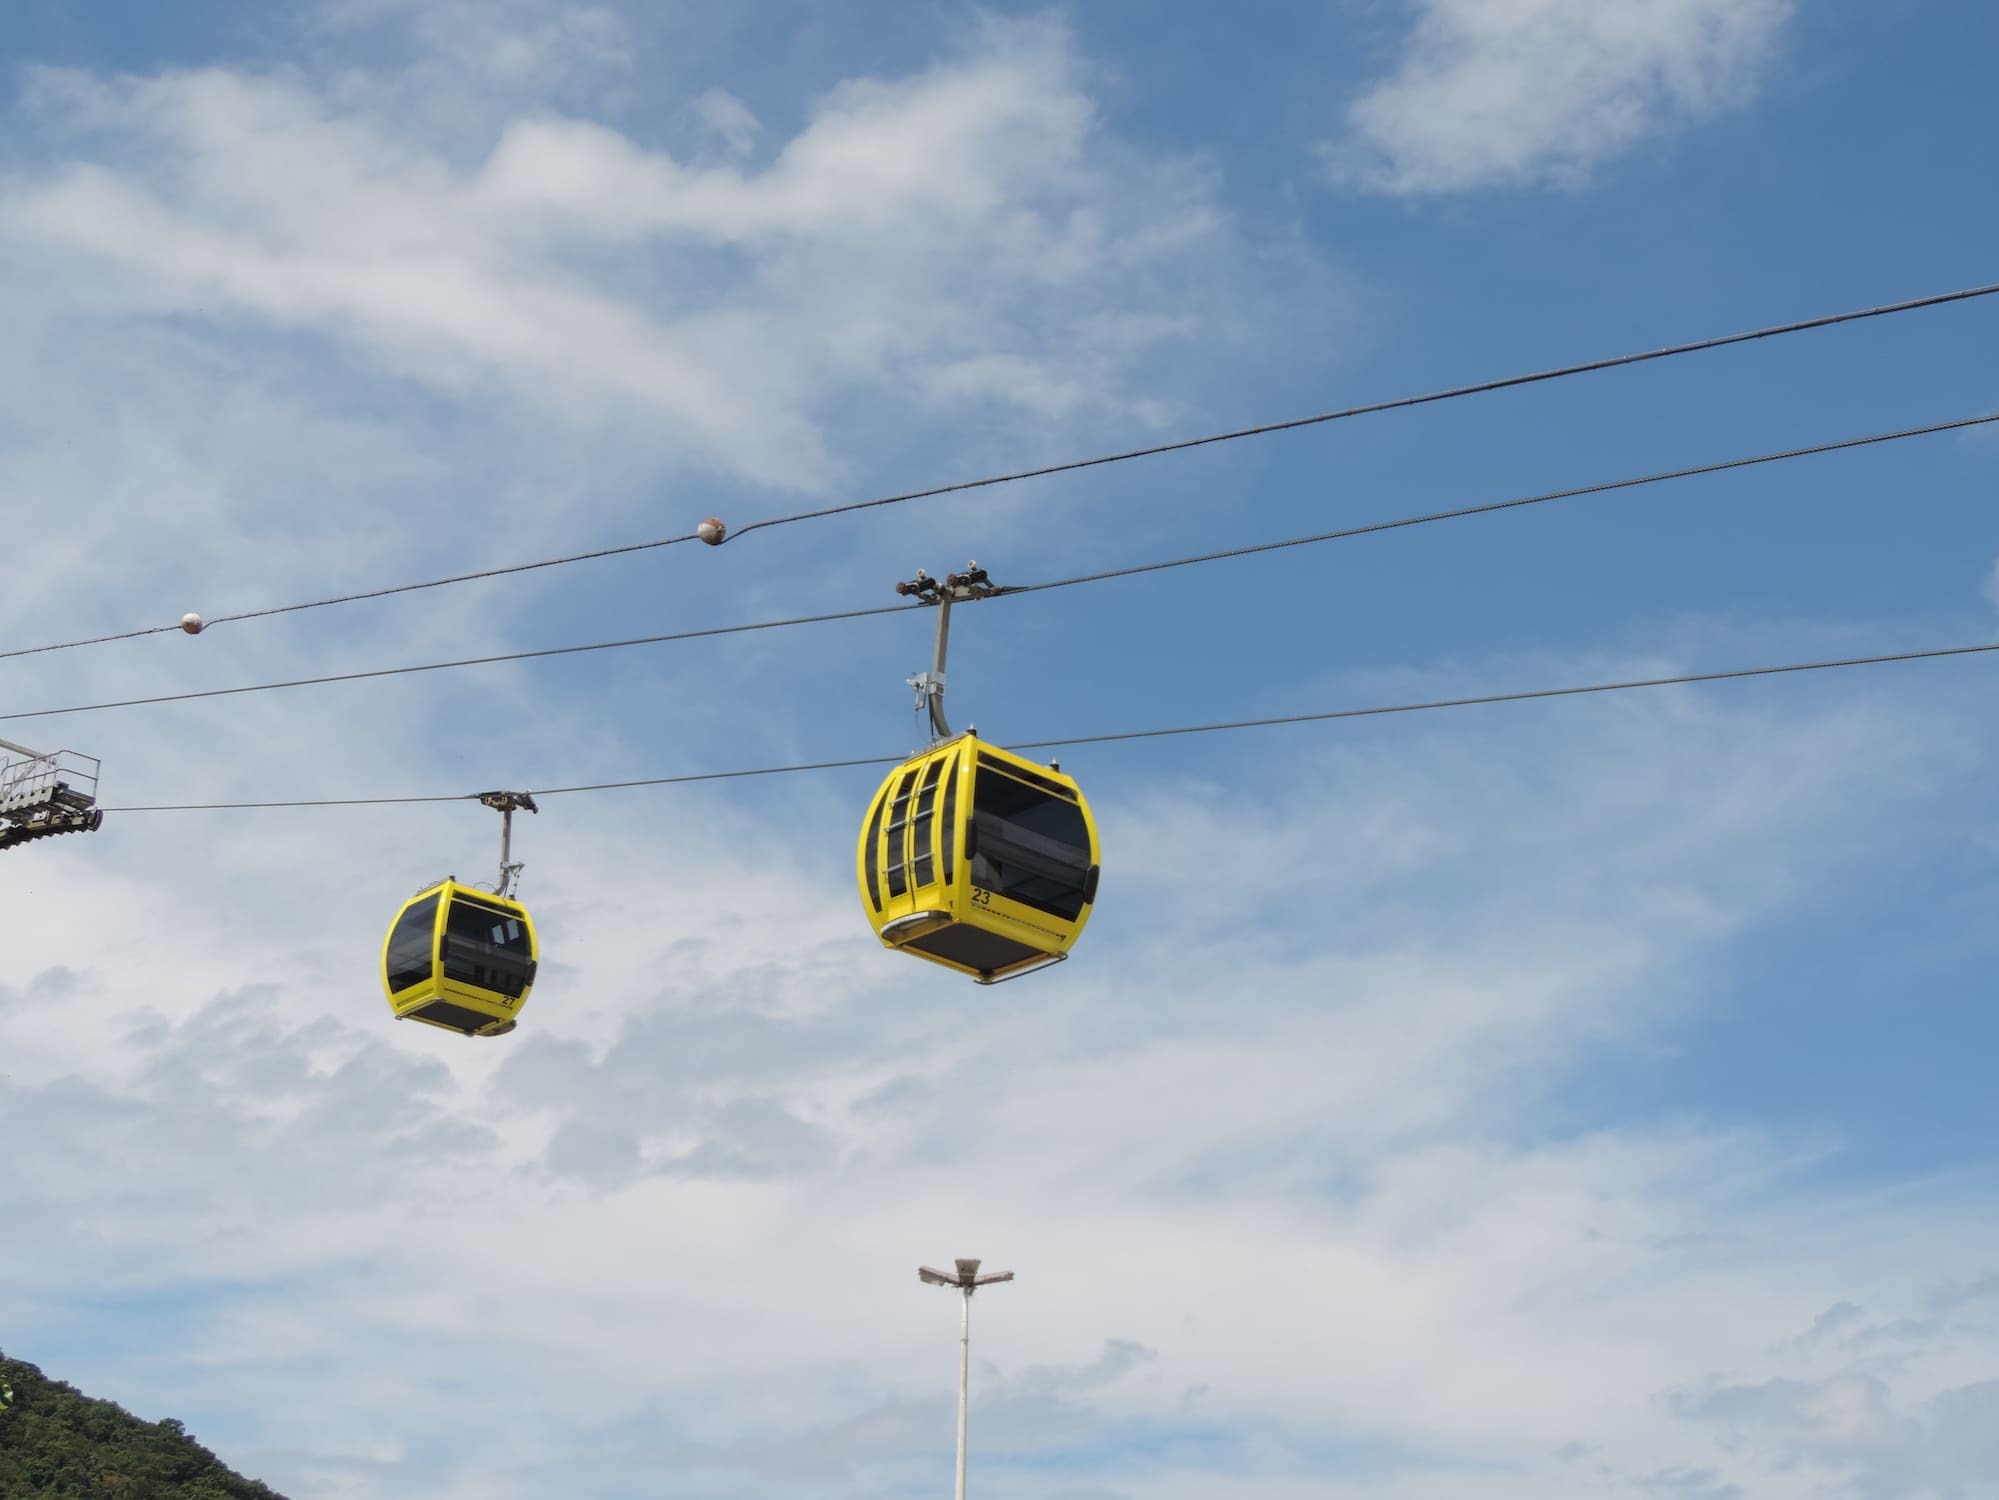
[441,896,535,999]
[862,785,887,909]
[970,770,1092,920]
[940,759,958,885]
[385,895,440,993]
[975,753,1071,798]
[884,768,919,898]
[450,891,527,926]
[910,759,944,887]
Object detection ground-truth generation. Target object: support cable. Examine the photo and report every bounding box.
[97,638,1999,813]
[4,410,1992,727]
[723,283,1999,545]
[4,280,1994,664]
[1015,411,1999,598]
[0,604,916,725]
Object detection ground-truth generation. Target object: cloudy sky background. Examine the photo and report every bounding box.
[3,2,1998,1497]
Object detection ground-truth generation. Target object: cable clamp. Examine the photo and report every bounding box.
[477,791,539,815]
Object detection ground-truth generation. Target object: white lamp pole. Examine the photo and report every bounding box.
[919,1256,1014,1500]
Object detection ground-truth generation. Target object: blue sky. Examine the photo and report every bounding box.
[2,2,1997,1497]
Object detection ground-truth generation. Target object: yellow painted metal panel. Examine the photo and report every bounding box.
[380,878,538,1037]
[856,733,1100,983]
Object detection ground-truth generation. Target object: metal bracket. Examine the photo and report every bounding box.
[975,952,1068,986]
[477,790,538,899]
[0,806,102,852]
[906,669,945,715]
[893,563,1021,743]
[894,563,1013,606]
[0,737,102,853]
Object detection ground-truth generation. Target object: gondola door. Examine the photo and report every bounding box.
[868,746,961,945]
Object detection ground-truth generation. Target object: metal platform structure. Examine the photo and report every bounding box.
[0,736,103,851]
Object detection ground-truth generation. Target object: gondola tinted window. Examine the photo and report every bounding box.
[862,783,888,907]
[883,767,920,899]
[910,758,945,888]
[385,894,440,993]
[441,893,534,999]
[939,760,958,886]
[970,765,1093,919]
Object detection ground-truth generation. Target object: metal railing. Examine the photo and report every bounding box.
[0,737,103,850]
[0,737,100,816]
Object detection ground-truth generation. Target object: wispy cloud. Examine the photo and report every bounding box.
[1,17,1234,494]
[692,87,761,158]
[1329,0,1795,195]
[315,0,636,94]
[3,7,1993,1499]
[7,660,1996,1498]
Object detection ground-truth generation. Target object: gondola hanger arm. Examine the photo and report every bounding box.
[476,790,538,898]
[895,563,1020,743]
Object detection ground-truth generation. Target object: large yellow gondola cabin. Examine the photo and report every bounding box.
[859,732,1101,983]
[381,878,538,1036]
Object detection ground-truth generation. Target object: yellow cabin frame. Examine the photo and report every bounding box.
[380,878,538,1037]
[857,733,1101,983]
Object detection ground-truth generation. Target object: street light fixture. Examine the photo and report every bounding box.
[918,1256,1014,1500]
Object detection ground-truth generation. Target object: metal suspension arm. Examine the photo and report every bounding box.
[477,790,538,898]
[927,593,955,739]
[895,564,1015,744]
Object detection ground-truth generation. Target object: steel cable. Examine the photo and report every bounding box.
[97,638,1999,812]
[6,278,1995,664]
[7,409,1993,727]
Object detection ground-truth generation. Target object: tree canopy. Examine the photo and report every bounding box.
[0,1350,287,1499]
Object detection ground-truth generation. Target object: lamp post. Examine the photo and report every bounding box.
[918,1256,1014,1500]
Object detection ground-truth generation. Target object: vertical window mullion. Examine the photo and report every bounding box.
[940,752,959,885]
[884,768,919,898]
[911,759,944,887]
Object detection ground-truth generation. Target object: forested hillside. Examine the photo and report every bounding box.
[0,1351,286,1499]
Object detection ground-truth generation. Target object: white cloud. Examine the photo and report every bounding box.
[7,659,1998,1499]
[0,18,1238,493]
[317,0,634,93]
[1330,0,1795,194]
[1,10,1991,1500]
[1666,1282,1999,1498]
[693,87,762,158]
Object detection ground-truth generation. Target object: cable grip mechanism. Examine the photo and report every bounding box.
[893,563,1018,743]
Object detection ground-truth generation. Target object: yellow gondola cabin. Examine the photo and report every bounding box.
[381,878,538,1036]
[859,732,1101,983]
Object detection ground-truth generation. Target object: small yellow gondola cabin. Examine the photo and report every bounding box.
[858,732,1101,983]
[381,879,538,1036]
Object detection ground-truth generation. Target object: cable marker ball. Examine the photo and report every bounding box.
[180,613,205,635]
[697,517,727,546]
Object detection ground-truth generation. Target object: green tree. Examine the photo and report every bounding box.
[0,1350,288,1500]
